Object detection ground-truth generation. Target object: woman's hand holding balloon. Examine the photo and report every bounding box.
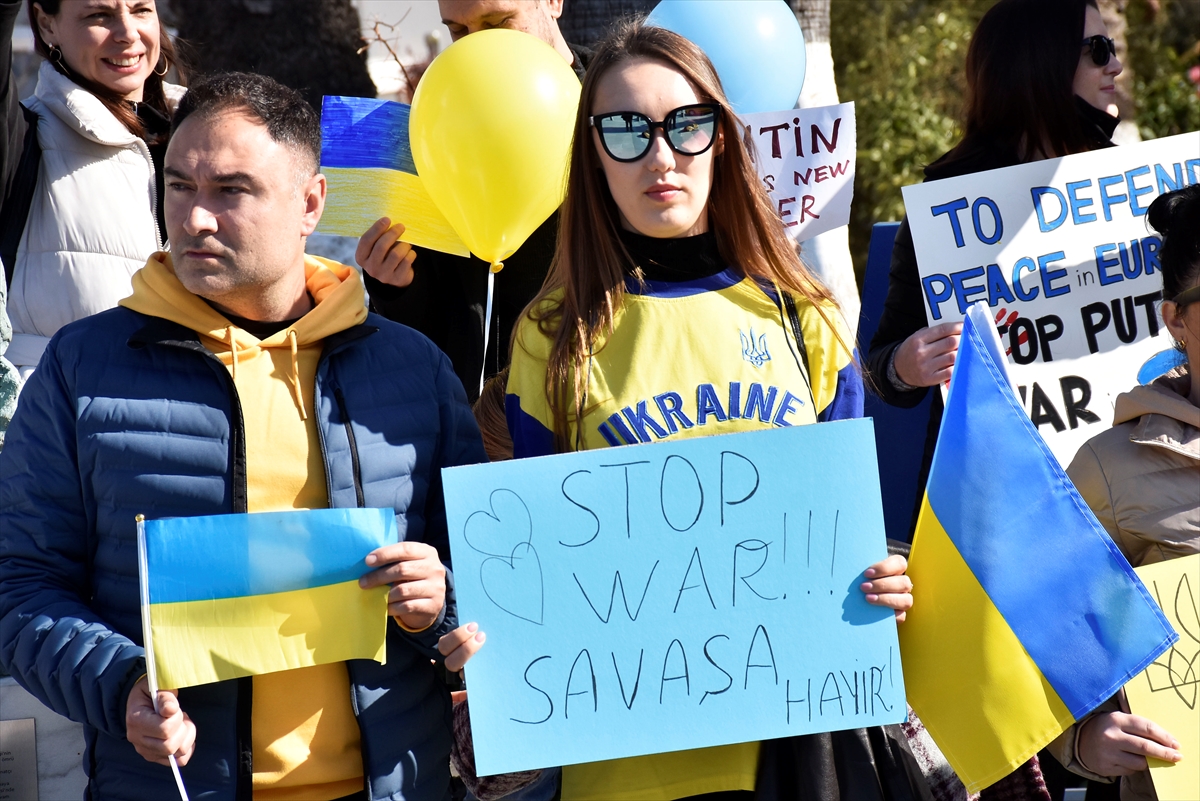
[356,217,417,288]
[859,554,913,623]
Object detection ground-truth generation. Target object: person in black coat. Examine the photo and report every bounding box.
[867,3,1124,798]
[356,0,591,403]
[866,0,1122,533]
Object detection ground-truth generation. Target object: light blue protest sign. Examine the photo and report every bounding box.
[442,420,905,775]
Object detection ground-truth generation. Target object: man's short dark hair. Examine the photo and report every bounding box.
[173,72,321,174]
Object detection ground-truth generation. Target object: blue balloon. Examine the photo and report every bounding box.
[646,0,807,115]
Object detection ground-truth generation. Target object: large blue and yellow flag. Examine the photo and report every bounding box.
[318,95,469,256]
[899,305,1177,792]
[137,508,395,690]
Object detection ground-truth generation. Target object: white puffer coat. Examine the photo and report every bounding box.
[6,61,184,373]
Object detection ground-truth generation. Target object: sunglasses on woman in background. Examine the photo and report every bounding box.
[590,104,721,163]
[1082,34,1117,67]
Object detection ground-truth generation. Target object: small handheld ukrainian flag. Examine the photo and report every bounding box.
[318,96,469,256]
[899,304,1177,793]
[136,508,395,691]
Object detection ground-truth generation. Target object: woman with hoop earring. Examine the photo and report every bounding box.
[1,0,185,391]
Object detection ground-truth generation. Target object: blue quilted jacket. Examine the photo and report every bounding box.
[0,307,486,801]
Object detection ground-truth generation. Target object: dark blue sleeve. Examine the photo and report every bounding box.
[818,356,865,423]
[408,349,488,653]
[506,393,555,459]
[0,338,146,737]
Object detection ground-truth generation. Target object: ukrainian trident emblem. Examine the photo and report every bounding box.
[740,329,771,367]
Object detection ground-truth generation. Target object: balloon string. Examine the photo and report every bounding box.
[480,269,496,398]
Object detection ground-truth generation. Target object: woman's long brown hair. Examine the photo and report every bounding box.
[518,19,845,452]
[28,0,185,142]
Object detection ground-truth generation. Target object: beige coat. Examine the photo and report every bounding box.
[1048,369,1199,801]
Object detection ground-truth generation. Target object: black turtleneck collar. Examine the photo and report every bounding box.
[1075,95,1120,145]
[618,228,727,283]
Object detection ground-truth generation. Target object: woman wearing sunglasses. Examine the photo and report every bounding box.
[498,19,918,801]
[863,2,1121,796]
[865,0,1121,565]
[868,0,1121,439]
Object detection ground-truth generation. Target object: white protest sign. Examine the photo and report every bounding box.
[904,133,1200,467]
[742,103,856,244]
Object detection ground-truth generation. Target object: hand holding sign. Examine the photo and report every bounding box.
[894,321,963,388]
[1076,711,1182,776]
[440,622,488,673]
[861,554,914,622]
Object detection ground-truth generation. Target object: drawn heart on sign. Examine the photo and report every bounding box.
[480,542,544,625]
[463,489,533,558]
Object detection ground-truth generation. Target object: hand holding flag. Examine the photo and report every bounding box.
[125,677,195,768]
[360,540,448,632]
[899,303,1178,792]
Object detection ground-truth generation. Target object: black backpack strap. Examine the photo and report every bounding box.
[2,103,41,289]
[782,292,817,411]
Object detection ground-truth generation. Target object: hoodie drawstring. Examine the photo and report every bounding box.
[288,329,307,421]
[225,326,238,380]
[221,325,306,421]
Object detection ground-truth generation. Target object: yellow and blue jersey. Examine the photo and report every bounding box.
[505,267,863,800]
[507,267,862,459]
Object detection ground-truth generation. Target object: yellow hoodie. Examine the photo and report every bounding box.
[121,252,370,801]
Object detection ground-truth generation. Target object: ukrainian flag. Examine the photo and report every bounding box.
[318,95,469,256]
[137,508,395,690]
[898,305,1177,792]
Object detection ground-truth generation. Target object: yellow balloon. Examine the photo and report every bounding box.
[410,29,581,269]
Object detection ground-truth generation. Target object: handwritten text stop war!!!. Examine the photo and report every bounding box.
[455,439,900,735]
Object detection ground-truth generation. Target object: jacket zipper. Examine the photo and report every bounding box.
[333,387,366,508]
[152,337,252,800]
[134,137,163,252]
[314,354,372,798]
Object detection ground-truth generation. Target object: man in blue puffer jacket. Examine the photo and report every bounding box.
[0,72,486,801]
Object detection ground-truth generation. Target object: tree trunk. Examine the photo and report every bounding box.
[788,0,860,330]
[171,0,376,111]
[791,0,831,45]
